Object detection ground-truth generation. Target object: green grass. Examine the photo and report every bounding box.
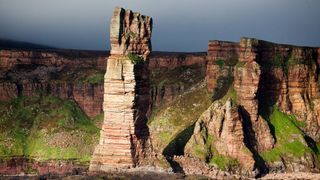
[193,144,206,158]
[192,129,239,171]
[80,73,104,85]
[149,85,212,154]
[260,53,316,77]
[209,155,239,171]
[50,66,105,85]
[220,85,237,104]
[261,106,313,162]
[211,69,234,101]
[235,61,246,68]
[128,53,144,65]
[0,94,101,162]
[214,59,225,68]
[150,64,205,90]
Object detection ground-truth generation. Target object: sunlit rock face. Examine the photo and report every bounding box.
[110,7,152,59]
[205,37,320,173]
[90,7,153,171]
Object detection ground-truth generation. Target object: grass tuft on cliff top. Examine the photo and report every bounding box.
[261,106,313,163]
[0,94,102,162]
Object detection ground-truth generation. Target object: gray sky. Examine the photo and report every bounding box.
[0,0,319,52]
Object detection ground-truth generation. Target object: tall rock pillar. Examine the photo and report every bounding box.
[90,7,153,171]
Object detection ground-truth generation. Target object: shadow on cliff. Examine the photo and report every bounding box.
[239,106,269,177]
[256,61,284,141]
[132,63,152,165]
[162,124,195,173]
[251,56,284,176]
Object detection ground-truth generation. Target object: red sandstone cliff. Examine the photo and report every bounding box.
[0,48,206,118]
[1,30,320,177]
[204,37,320,173]
[0,49,107,118]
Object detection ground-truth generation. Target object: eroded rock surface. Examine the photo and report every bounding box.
[0,49,106,118]
[185,100,255,174]
[90,7,153,171]
[205,37,320,173]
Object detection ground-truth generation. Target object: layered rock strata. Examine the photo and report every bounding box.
[206,40,239,92]
[235,38,275,152]
[206,37,320,172]
[90,7,153,171]
[0,50,206,119]
[185,100,255,172]
[0,49,106,117]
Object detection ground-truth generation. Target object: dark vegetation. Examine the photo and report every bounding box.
[212,58,237,101]
[259,52,316,77]
[128,53,144,65]
[150,64,206,98]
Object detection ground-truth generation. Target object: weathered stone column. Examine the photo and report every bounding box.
[90,7,152,171]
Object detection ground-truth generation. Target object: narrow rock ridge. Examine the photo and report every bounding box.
[89,7,153,171]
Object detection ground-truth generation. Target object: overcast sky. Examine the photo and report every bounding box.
[0,0,319,52]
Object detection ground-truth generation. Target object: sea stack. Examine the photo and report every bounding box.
[90,7,153,171]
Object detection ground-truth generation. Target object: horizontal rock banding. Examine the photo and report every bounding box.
[89,7,153,171]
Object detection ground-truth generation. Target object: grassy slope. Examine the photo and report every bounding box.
[0,94,103,163]
[53,68,104,85]
[149,62,241,170]
[149,84,211,154]
[150,64,205,91]
[261,106,315,163]
[149,65,210,155]
[189,85,240,170]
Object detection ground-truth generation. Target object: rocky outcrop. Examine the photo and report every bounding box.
[235,39,275,152]
[206,37,320,173]
[185,100,256,174]
[90,7,153,171]
[251,38,320,141]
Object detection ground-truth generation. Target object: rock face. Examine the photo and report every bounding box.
[0,50,205,119]
[149,52,206,72]
[235,38,320,141]
[235,39,275,152]
[109,7,152,58]
[206,37,320,173]
[185,100,255,174]
[89,7,153,171]
[0,49,106,118]
[206,40,239,92]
